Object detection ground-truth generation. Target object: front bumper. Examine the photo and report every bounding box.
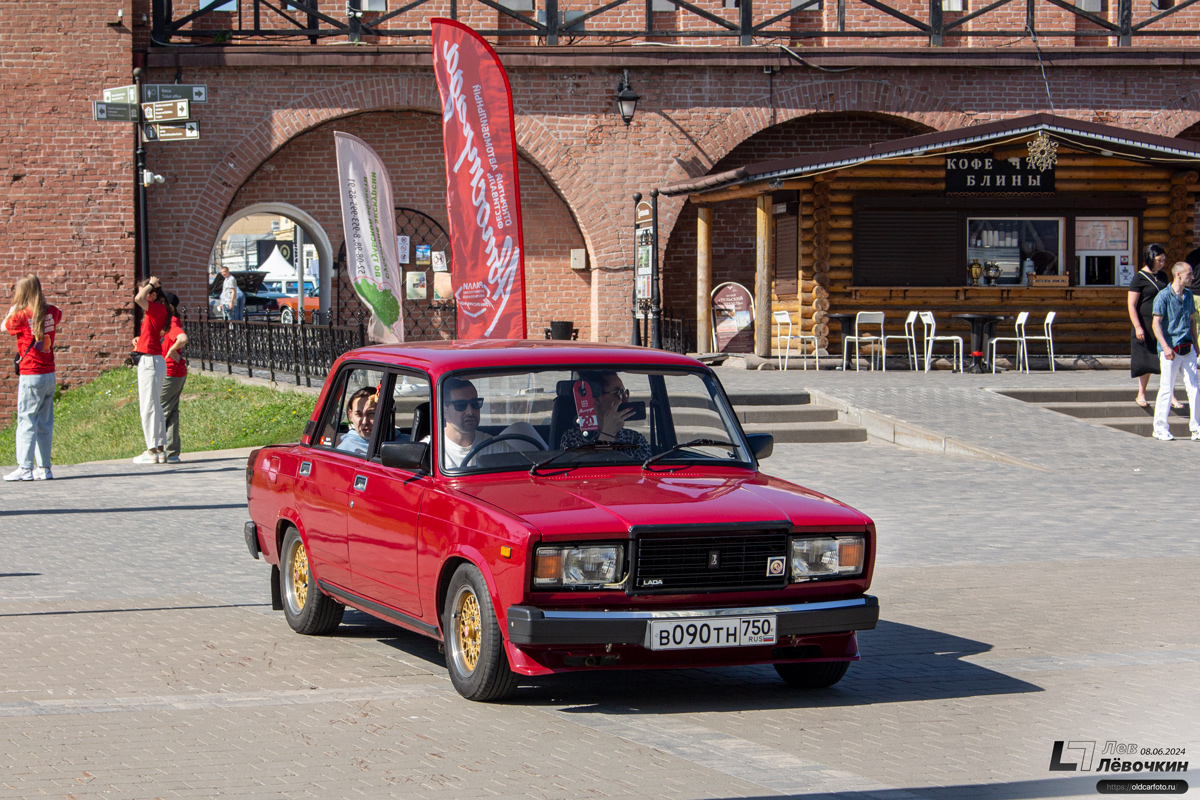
[506,595,879,646]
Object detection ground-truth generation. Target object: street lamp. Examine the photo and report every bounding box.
[616,70,640,125]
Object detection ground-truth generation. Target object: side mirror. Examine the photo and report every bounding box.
[381,441,430,473]
[745,433,773,461]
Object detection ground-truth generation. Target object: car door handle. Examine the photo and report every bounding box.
[353,475,367,492]
[299,461,312,477]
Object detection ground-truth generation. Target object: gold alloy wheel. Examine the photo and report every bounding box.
[453,588,482,674]
[289,539,309,611]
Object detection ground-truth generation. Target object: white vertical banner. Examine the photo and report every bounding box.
[335,132,405,342]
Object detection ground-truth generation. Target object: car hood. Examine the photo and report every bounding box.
[451,471,870,537]
[209,271,268,295]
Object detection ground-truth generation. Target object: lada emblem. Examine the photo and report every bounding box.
[641,578,663,587]
[708,550,721,569]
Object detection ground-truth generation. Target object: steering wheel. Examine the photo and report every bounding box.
[459,433,546,467]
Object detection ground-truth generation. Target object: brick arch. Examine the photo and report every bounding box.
[165,76,616,290]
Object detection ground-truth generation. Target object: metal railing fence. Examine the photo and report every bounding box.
[153,0,1196,48]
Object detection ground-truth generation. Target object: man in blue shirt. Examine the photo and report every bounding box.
[1151,261,1200,441]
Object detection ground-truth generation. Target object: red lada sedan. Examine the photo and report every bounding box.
[244,341,879,701]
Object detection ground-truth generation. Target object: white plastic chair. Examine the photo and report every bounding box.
[919,311,963,373]
[773,310,820,370]
[988,311,1029,373]
[883,311,921,371]
[842,311,886,371]
[1022,311,1057,371]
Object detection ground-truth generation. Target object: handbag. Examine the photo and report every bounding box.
[129,350,143,366]
[13,340,34,377]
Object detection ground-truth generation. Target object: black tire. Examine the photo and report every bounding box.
[443,563,519,702]
[774,660,849,689]
[280,528,344,635]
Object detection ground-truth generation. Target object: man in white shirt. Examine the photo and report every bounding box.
[440,378,544,469]
[220,266,241,321]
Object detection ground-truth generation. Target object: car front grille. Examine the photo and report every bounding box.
[630,530,790,595]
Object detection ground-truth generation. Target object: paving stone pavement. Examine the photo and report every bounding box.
[1,370,1197,799]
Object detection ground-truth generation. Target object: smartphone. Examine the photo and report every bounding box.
[618,400,647,421]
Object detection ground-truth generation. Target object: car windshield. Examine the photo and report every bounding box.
[438,367,750,474]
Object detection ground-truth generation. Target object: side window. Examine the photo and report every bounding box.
[314,366,385,457]
[380,372,432,446]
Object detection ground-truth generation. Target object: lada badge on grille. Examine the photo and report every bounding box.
[640,578,663,587]
[708,550,720,569]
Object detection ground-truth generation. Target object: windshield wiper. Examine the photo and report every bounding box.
[641,438,736,471]
[529,441,628,476]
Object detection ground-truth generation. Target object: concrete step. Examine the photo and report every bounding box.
[999,387,1186,404]
[1107,418,1198,438]
[1039,401,1176,419]
[725,391,812,407]
[742,421,869,443]
[738,405,840,424]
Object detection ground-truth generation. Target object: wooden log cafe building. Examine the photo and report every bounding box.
[660,114,1200,362]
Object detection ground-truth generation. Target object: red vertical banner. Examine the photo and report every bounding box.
[431,19,528,340]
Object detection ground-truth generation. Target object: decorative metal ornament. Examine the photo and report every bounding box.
[1027,131,1059,172]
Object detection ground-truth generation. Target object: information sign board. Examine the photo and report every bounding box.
[711,282,754,353]
[144,122,200,142]
[102,85,138,104]
[141,99,190,123]
[142,84,208,103]
[93,101,137,122]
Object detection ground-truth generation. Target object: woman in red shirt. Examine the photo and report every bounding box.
[133,276,170,465]
[160,293,189,464]
[3,275,62,481]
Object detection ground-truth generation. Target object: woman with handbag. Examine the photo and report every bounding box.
[132,276,170,465]
[3,275,62,481]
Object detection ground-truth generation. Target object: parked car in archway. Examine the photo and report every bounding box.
[207,270,279,320]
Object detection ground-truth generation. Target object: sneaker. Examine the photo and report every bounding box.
[132,451,158,464]
[1152,430,1175,441]
[3,467,33,482]
[1192,432,1200,442]
[155,451,166,464]
[166,455,182,464]
[33,467,53,481]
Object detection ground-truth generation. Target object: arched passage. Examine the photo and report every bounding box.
[210,203,335,318]
[226,110,593,338]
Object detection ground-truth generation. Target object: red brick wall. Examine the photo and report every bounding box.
[0,3,135,407]
[186,110,591,341]
[662,112,934,329]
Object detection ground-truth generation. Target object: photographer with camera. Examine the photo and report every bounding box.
[1151,261,1200,441]
[132,276,170,464]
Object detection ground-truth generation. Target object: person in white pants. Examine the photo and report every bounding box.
[132,276,170,464]
[1150,261,1200,441]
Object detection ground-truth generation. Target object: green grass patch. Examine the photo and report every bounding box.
[0,369,317,465]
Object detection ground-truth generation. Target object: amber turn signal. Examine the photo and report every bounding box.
[838,539,865,571]
[533,549,563,583]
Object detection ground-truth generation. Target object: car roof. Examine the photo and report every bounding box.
[333,340,705,378]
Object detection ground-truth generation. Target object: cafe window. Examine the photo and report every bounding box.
[967,218,1063,285]
[1075,217,1135,286]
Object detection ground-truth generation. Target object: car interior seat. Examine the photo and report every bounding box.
[548,380,578,450]
[411,401,430,443]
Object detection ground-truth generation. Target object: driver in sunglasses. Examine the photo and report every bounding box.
[438,377,545,469]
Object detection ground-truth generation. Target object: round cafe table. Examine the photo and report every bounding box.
[953,313,1009,373]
